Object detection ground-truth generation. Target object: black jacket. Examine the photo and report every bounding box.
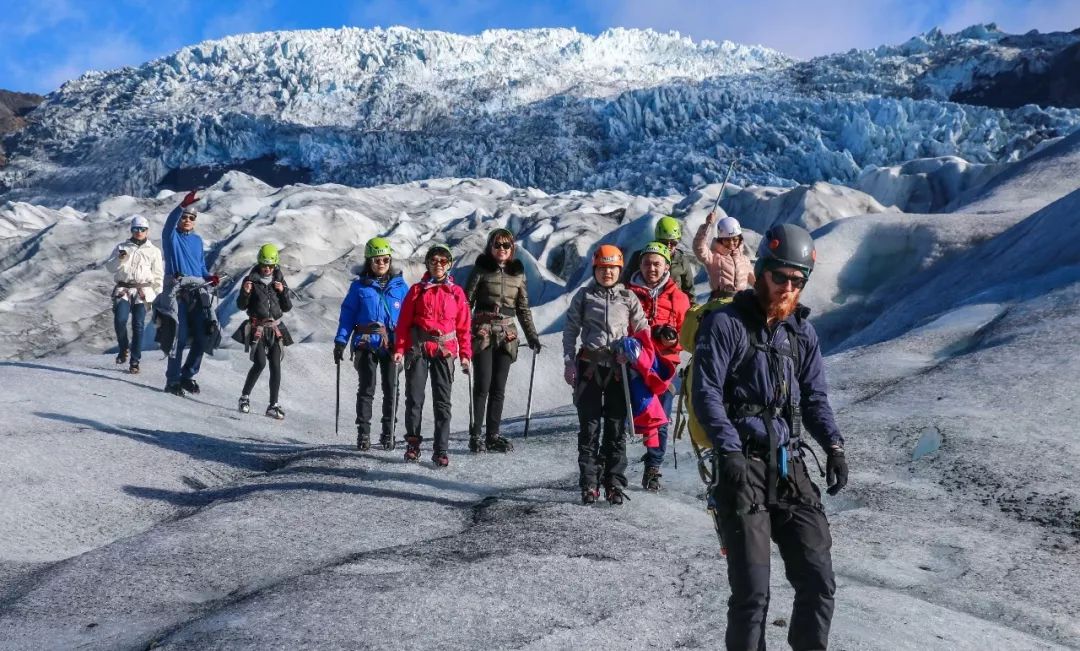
[236,266,292,320]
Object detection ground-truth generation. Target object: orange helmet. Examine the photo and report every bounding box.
[592,244,624,268]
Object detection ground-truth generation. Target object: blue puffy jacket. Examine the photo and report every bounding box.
[335,270,409,352]
[691,291,843,454]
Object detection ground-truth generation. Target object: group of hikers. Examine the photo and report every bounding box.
[106,188,849,649]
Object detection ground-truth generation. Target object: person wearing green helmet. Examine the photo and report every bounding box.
[463,228,541,453]
[233,243,293,420]
[392,242,472,467]
[622,215,697,304]
[334,236,410,451]
[627,240,690,492]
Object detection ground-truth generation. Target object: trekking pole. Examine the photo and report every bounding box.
[710,160,737,214]
[523,347,537,438]
[465,361,474,434]
[619,361,637,440]
[335,359,341,437]
[391,361,402,444]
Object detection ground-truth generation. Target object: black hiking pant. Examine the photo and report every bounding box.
[354,348,397,440]
[575,360,628,490]
[471,345,513,439]
[242,338,283,405]
[404,353,454,454]
[712,454,835,651]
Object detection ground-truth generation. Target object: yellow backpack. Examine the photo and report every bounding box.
[674,297,733,484]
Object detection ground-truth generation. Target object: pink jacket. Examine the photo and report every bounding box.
[394,274,472,359]
[693,223,754,294]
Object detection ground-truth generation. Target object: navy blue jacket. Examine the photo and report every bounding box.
[691,291,842,453]
[335,268,409,351]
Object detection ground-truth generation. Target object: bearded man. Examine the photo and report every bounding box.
[691,223,848,651]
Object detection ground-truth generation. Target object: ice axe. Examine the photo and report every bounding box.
[710,160,737,215]
[523,346,538,438]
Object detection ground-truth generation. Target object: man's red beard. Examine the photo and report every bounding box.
[754,275,801,322]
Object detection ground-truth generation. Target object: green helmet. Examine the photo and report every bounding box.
[426,242,454,263]
[641,241,672,263]
[257,243,280,266]
[655,216,682,241]
[365,237,393,259]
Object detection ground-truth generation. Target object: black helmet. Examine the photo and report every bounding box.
[755,223,816,278]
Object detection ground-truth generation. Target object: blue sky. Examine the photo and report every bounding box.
[3,0,1079,94]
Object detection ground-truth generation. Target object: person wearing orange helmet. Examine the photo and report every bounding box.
[562,243,650,505]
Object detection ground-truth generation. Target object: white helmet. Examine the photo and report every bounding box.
[130,214,150,230]
[716,216,743,238]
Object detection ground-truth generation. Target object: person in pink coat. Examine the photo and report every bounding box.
[694,211,755,301]
[393,243,472,467]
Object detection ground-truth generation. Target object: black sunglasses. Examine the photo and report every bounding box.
[768,269,807,290]
[180,214,197,221]
[492,242,513,251]
[131,227,148,232]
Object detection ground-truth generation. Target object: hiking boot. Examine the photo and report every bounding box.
[116,349,128,364]
[380,433,395,451]
[605,485,627,506]
[238,395,251,414]
[432,452,449,468]
[265,404,285,420]
[581,488,598,505]
[356,432,371,451]
[164,383,185,397]
[485,435,513,453]
[404,436,421,462]
[128,361,140,375]
[469,435,486,453]
[642,467,661,492]
[180,378,200,394]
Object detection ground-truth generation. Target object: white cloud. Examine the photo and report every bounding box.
[38,33,156,91]
[201,0,277,41]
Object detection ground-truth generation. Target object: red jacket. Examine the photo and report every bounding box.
[394,274,473,359]
[628,273,690,365]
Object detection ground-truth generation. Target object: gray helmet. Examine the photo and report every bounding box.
[754,223,816,278]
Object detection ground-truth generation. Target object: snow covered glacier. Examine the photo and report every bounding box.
[2,24,1079,208]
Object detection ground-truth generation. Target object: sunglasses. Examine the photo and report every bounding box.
[259,264,275,270]
[768,269,807,290]
[370,256,391,265]
[716,236,742,243]
[180,214,197,222]
[492,242,513,251]
[131,227,148,232]
[427,257,450,267]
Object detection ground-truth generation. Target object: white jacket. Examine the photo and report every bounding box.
[106,239,165,304]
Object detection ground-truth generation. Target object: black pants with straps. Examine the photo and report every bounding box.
[471,344,514,438]
[713,454,836,651]
[354,348,397,439]
[575,360,628,490]
[242,339,283,405]
[403,353,454,454]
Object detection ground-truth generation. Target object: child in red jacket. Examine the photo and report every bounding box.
[627,241,690,491]
[393,243,472,466]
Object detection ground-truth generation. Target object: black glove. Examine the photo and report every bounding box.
[717,451,747,487]
[333,342,346,364]
[826,446,848,495]
[528,339,542,352]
